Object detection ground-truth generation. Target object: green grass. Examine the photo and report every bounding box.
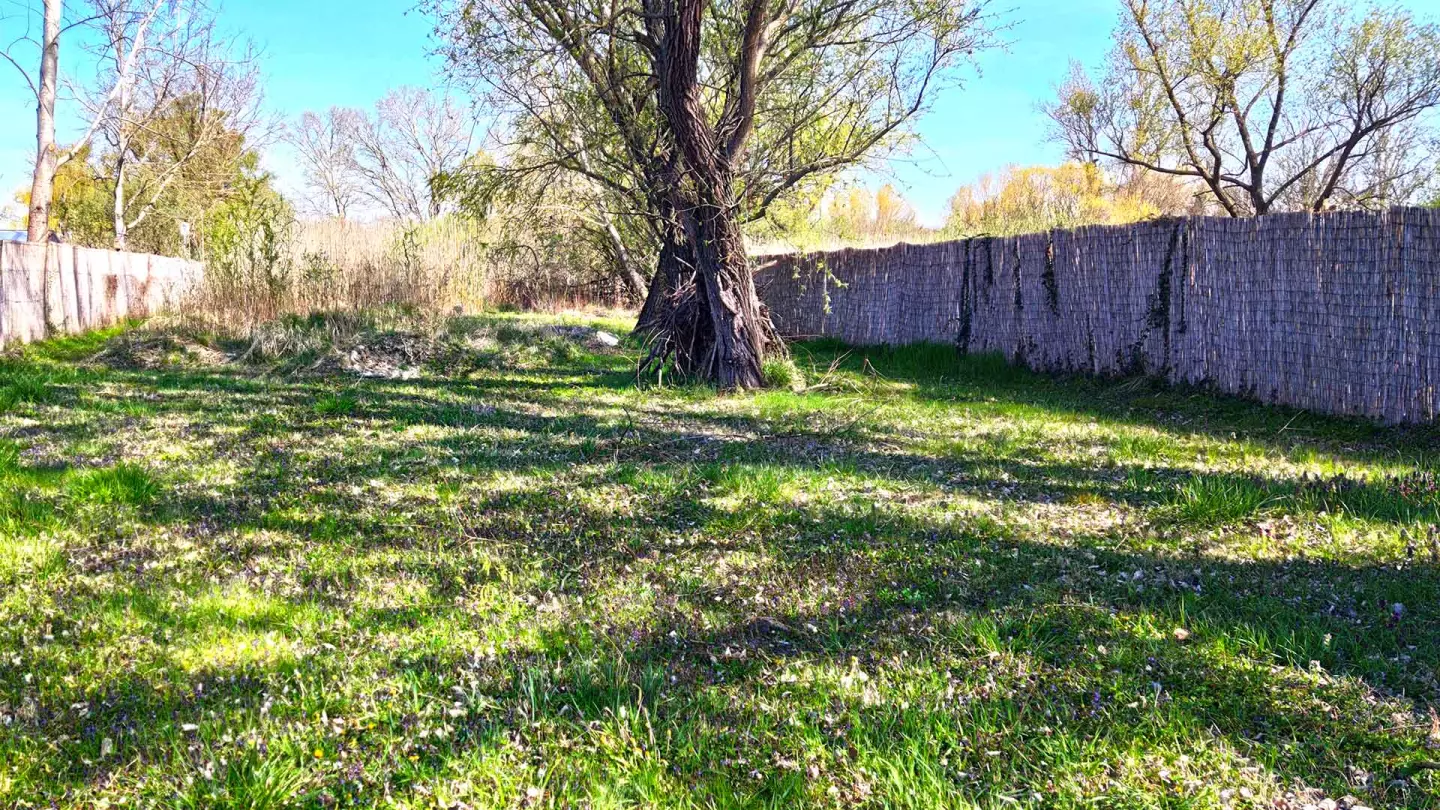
[64,463,161,507]
[313,392,361,417]
[1164,473,1275,527]
[0,311,1438,808]
[0,370,55,412]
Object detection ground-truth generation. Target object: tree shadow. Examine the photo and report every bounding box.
[789,340,1440,464]
[4,348,1440,806]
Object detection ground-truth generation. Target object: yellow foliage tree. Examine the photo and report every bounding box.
[818,184,922,243]
[943,163,1191,238]
[874,184,918,235]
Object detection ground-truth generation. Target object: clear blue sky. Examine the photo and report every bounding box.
[0,0,1431,226]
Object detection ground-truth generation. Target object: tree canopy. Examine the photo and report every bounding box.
[427,0,995,261]
[35,100,280,259]
[1046,0,1440,215]
[426,0,998,387]
[944,163,1194,237]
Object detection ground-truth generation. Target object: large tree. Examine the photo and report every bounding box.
[89,0,265,250]
[1046,0,1440,216]
[429,0,996,388]
[4,0,168,242]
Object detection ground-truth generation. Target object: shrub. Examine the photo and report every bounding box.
[762,357,807,392]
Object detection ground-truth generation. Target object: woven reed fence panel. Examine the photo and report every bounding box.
[756,207,1440,423]
[0,242,202,348]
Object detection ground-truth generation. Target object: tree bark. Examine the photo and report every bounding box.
[26,0,62,243]
[113,154,128,250]
[634,232,682,335]
[677,182,767,389]
[111,25,130,251]
[639,0,776,390]
[634,190,696,336]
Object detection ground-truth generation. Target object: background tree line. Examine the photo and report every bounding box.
[3,0,272,257]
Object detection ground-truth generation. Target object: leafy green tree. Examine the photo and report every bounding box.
[116,95,270,257]
[31,99,281,259]
[1046,0,1440,215]
[428,0,998,388]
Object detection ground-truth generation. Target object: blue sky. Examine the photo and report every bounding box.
[0,0,1430,226]
[0,0,443,218]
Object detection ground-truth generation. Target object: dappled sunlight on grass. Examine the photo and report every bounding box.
[0,312,1438,807]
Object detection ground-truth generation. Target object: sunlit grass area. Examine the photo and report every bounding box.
[1,312,1438,808]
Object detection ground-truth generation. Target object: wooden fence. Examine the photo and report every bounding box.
[756,206,1440,423]
[0,242,202,348]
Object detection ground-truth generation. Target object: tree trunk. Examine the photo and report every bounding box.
[597,205,647,302]
[677,181,767,389]
[113,153,128,251]
[112,28,130,251]
[640,0,777,390]
[623,264,650,303]
[634,225,689,335]
[26,0,62,244]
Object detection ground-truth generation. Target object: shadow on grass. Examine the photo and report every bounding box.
[2,335,1439,806]
[792,340,1440,463]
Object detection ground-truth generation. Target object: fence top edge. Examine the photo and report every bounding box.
[749,205,1438,265]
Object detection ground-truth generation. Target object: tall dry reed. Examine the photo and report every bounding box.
[191,216,616,332]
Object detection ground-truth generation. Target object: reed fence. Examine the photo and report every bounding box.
[757,207,1440,423]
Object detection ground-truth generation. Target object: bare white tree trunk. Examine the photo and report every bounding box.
[26,0,62,243]
[112,24,131,252]
[21,0,171,246]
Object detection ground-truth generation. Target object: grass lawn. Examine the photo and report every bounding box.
[1,310,1438,808]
